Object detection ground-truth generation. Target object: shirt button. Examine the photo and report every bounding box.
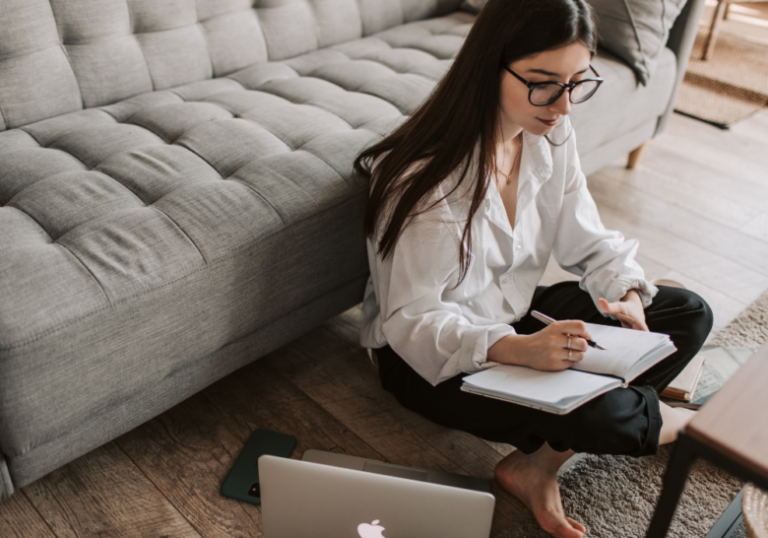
[515,244,522,252]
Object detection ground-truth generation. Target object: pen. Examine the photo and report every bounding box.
[531,310,606,350]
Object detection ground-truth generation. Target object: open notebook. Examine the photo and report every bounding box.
[461,323,677,414]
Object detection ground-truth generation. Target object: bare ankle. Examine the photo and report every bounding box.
[658,403,697,445]
[531,444,575,472]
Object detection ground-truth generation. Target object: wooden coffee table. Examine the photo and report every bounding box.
[645,341,768,538]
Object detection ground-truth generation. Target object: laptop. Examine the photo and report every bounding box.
[259,450,495,537]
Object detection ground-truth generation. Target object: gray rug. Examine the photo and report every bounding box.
[501,288,768,538]
[707,288,768,349]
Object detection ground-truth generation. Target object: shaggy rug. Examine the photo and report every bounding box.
[500,288,768,538]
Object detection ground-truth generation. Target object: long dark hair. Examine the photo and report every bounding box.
[355,0,596,287]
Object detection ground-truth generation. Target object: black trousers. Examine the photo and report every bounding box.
[376,281,714,458]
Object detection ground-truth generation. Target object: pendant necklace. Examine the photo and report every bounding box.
[495,133,523,186]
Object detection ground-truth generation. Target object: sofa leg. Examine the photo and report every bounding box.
[626,142,647,170]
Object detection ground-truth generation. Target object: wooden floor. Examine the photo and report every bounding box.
[2,110,768,538]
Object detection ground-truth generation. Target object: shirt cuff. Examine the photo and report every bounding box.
[465,323,518,373]
[605,278,659,309]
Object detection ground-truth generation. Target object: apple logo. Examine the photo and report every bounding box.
[357,519,386,538]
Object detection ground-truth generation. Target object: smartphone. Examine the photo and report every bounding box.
[220,428,297,505]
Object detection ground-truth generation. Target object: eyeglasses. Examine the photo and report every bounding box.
[502,65,603,106]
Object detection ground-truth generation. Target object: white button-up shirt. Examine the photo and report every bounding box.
[359,119,658,386]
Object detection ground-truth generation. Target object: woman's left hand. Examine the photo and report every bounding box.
[598,289,649,331]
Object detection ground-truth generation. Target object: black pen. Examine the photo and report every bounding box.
[531,310,606,350]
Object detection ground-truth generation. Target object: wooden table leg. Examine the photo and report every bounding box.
[702,0,729,61]
[645,433,698,538]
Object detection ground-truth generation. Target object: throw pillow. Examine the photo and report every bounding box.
[458,0,689,86]
[591,0,689,85]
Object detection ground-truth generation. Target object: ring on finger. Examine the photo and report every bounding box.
[568,348,572,361]
[567,336,571,350]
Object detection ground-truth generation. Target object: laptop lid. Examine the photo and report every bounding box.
[259,455,495,538]
[301,449,491,492]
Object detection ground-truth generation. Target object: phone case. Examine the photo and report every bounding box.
[220,428,297,505]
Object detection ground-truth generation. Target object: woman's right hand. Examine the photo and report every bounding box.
[487,321,592,371]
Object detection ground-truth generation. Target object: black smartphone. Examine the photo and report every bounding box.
[220,428,297,505]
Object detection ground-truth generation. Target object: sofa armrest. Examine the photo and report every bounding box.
[655,0,708,134]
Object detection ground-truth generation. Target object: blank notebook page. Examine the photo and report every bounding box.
[573,323,671,379]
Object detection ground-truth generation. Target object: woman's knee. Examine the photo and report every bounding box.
[678,289,714,345]
[651,287,714,344]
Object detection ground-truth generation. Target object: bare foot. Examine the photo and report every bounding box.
[659,403,697,445]
[495,445,585,538]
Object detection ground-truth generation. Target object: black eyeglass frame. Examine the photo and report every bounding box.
[502,64,604,106]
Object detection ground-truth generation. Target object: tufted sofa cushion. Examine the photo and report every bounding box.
[0,0,463,130]
[1,12,470,338]
[0,12,473,480]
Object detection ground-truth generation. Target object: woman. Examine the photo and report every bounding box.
[354,1,713,537]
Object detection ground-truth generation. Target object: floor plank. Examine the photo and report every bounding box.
[0,490,56,538]
[588,168,768,279]
[640,144,768,214]
[114,398,262,538]
[596,161,762,231]
[661,112,768,174]
[21,442,202,538]
[740,212,768,243]
[200,357,389,465]
[730,109,768,146]
[592,185,768,304]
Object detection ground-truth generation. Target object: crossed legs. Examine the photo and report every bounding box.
[491,282,710,537]
[376,282,713,538]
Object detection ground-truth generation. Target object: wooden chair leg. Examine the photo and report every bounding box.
[702,0,728,61]
[626,142,647,170]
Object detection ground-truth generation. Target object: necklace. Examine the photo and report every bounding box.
[495,133,523,186]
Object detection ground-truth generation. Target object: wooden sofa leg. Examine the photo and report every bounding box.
[627,142,647,169]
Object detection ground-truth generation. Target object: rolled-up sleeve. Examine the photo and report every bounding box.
[551,133,657,312]
[378,197,516,386]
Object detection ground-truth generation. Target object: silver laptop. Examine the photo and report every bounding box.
[259,451,495,537]
[302,449,492,491]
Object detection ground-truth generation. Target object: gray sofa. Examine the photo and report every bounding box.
[0,0,705,500]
